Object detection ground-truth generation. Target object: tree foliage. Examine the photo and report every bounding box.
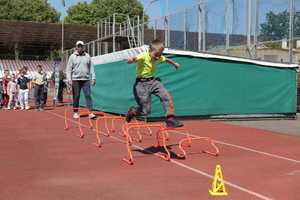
[0,0,60,23]
[65,0,145,25]
[260,10,300,40]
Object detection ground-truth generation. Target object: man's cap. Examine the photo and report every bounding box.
[76,41,84,46]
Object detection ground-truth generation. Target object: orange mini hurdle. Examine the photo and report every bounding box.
[95,116,152,148]
[122,123,168,165]
[64,103,103,138]
[122,123,220,165]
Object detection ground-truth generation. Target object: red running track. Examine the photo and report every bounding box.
[0,106,300,200]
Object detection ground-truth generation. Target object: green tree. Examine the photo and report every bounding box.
[65,0,145,25]
[260,10,300,40]
[0,0,60,23]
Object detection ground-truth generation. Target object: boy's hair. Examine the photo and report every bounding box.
[149,39,164,51]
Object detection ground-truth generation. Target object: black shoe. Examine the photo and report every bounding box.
[126,107,136,122]
[165,118,184,128]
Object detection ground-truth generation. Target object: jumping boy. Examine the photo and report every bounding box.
[126,39,183,128]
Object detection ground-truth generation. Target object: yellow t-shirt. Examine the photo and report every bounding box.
[136,50,166,78]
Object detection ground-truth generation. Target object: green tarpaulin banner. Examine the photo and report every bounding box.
[81,54,297,117]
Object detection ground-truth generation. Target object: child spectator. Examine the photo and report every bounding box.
[0,76,3,109]
[7,74,17,110]
[2,69,10,108]
[17,69,31,110]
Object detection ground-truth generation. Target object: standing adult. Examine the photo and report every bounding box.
[66,41,96,119]
[32,65,47,111]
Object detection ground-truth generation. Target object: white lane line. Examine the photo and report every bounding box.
[46,110,274,200]
[171,130,300,165]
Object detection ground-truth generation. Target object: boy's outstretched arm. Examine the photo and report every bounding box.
[127,57,138,64]
[166,58,180,70]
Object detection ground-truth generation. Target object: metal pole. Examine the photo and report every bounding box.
[247,0,251,49]
[202,0,206,51]
[225,0,232,52]
[198,4,202,52]
[62,18,64,62]
[97,22,100,55]
[184,9,187,50]
[142,11,145,45]
[113,13,116,52]
[137,16,141,46]
[254,0,259,59]
[166,0,170,47]
[154,19,157,40]
[289,0,295,63]
[97,22,100,40]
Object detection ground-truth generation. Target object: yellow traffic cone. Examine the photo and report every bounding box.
[209,164,228,196]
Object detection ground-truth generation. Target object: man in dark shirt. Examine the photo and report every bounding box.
[17,69,30,110]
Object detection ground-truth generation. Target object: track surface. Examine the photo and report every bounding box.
[1,107,300,200]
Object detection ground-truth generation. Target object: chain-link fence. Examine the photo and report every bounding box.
[63,0,300,65]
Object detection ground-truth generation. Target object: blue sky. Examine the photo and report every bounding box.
[49,0,300,34]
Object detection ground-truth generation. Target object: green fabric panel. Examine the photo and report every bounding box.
[80,54,297,117]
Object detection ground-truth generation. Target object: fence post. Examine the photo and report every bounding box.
[254,0,259,59]
[289,0,295,63]
[202,0,206,51]
[198,4,202,52]
[154,19,157,40]
[137,16,141,46]
[184,9,187,50]
[246,0,252,54]
[113,13,116,52]
[164,16,168,47]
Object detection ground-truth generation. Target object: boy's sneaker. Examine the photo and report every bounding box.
[25,106,30,110]
[88,113,97,119]
[73,112,80,119]
[126,107,136,122]
[20,106,25,110]
[165,118,184,128]
[13,107,17,110]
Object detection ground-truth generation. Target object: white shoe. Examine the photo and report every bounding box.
[73,112,80,119]
[88,113,97,119]
[25,106,30,110]
[20,106,24,110]
[13,107,17,110]
[7,107,11,110]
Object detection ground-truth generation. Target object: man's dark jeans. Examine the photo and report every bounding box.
[34,84,45,109]
[72,80,93,112]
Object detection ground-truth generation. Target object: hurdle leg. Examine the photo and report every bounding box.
[64,105,69,130]
[157,130,171,161]
[122,129,134,165]
[94,118,102,148]
[88,117,93,129]
[77,116,85,138]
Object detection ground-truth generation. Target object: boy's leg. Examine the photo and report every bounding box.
[151,80,183,128]
[126,81,151,122]
[18,89,24,109]
[39,85,45,109]
[34,85,40,109]
[8,94,13,109]
[43,91,48,105]
[24,89,29,109]
[72,80,81,113]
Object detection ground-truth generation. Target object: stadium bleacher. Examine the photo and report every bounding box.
[0,59,58,77]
